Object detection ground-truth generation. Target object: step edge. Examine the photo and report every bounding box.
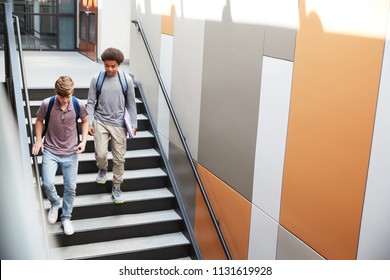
[50,232,190,260]
[47,209,182,234]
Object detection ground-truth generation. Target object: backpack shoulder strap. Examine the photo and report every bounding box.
[96,70,106,95]
[95,71,106,110]
[71,96,80,120]
[42,96,56,137]
[71,96,81,143]
[117,70,128,96]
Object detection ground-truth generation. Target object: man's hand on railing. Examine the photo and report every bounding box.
[32,141,43,156]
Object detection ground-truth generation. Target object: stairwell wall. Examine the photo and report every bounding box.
[129,0,390,260]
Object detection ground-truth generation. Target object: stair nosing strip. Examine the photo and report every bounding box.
[51,167,167,185]
[43,187,174,209]
[50,232,190,260]
[47,209,182,234]
[36,148,160,163]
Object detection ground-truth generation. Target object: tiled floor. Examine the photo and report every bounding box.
[0,51,130,89]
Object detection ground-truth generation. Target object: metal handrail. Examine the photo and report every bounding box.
[131,19,232,260]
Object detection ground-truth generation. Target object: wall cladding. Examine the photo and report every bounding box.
[131,0,390,260]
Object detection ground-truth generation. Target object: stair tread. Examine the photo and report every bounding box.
[43,187,174,209]
[29,130,155,144]
[47,209,181,234]
[53,167,167,184]
[28,130,154,144]
[78,148,160,160]
[25,98,142,106]
[29,113,147,124]
[50,232,190,260]
[36,148,160,163]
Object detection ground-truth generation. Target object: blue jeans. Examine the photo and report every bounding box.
[41,150,78,221]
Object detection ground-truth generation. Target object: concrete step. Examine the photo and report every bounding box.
[47,209,182,235]
[43,187,174,210]
[50,232,190,260]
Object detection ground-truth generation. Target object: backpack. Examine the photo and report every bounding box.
[95,70,128,110]
[42,96,81,141]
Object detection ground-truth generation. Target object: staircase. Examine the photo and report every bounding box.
[28,84,197,260]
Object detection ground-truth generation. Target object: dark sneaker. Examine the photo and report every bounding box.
[62,219,74,235]
[96,169,107,184]
[48,205,59,224]
[112,187,124,204]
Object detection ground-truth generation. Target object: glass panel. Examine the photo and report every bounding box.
[1,1,77,51]
[38,14,56,49]
[88,13,95,44]
[16,14,56,50]
[40,14,56,35]
[80,12,86,41]
[59,16,74,50]
[59,0,75,13]
[39,0,56,14]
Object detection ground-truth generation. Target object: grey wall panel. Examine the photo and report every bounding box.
[276,226,324,260]
[169,143,198,226]
[198,2,265,201]
[264,26,296,61]
[170,17,205,161]
[263,0,299,61]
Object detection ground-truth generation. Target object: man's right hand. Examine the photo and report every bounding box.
[88,125,95,136]
[32,141,43,156]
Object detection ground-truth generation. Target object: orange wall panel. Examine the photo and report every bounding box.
[194,186,227,260]
[280,0,389,259]
[195,164,251,259]
[161,5,174,36]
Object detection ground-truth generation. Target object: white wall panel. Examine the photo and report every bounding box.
[248,205,278,259]
[252,56,293,221]
[157,34,174,157]
[99,0,131,61]
[357,9,390,260]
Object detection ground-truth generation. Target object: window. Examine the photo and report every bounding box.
[1,0,76,50]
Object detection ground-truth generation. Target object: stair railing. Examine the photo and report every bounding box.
[131,19,232,260]
[2,3,50,258]
[14,14,39,190]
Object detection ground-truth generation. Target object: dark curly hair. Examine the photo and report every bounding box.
[101,48,124,64]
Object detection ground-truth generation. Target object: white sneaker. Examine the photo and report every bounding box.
[48,205,59,224]
[96,169,107,184]
[62,219,74,235]
[112,186,124,204]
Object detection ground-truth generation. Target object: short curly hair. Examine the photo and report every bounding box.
[101,47,124,64]
[55,76,74,97]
